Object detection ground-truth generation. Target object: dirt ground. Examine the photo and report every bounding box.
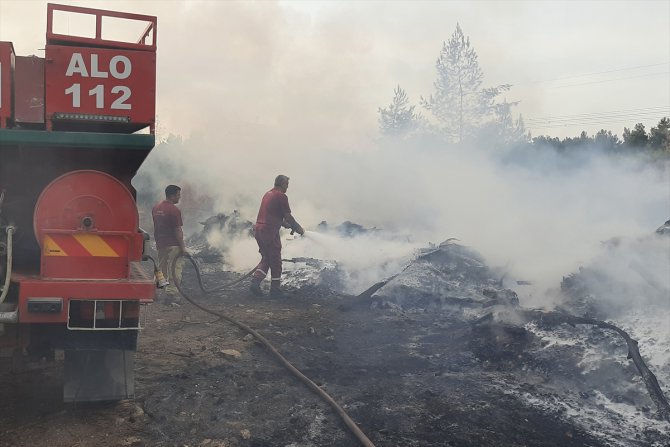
[0,266,661,447]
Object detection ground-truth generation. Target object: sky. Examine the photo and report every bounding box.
[0,0,668,141]
[1,0,669,303]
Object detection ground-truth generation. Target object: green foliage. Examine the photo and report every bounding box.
[530,118,670,160]
[593,129,621,151]
[420,23,516,144]
[622,123,649,148]
[649,117,670,152]
[531,130,620,153]
[487,102,530,145]
[376,24,665,160]
[378,85,422,137]
[377,23,522,145]
[420,23,483,141]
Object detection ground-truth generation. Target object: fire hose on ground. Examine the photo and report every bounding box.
[163,252,376,447]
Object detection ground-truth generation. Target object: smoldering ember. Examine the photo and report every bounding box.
[1,214,669,447]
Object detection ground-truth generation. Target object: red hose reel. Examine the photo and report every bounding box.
[33,170,141,279]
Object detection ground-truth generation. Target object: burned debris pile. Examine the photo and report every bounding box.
[655,219,670,235]
[548,222,670,422]
[186,211,254,263]
[560,227,670,318]
[188,215,387,294]
[282,257,344,294]
[317,220,382,238]
[349,233,670,441]
[361,239,517,311]
[178,215,670,445]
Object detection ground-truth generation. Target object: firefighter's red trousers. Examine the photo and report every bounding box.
[253,225,282,284]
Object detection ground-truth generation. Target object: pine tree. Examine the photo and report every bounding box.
[493,101,528,144]
[421,23,511,143]
[378,85,421,137]
[622,123,649,148]
[594,129,621,152]
[648,117,670,152]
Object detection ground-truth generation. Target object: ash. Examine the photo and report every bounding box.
[82,217,667,447]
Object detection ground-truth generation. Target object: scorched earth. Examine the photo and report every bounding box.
[0,221,669,447]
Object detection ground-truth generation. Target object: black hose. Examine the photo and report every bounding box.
[145,253,253,292]
[183,254,255,293]
[170,253,375,447]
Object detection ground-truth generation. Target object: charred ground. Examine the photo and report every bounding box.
[0,238,668,447]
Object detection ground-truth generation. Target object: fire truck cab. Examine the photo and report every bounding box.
[0,4,157,401]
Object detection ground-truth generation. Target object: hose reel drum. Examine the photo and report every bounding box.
[33,170,141,279]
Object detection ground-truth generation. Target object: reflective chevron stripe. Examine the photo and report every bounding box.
[43,234,126,257]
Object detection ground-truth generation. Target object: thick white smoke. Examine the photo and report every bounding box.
[138,133,670,305]
[92,0,668,306]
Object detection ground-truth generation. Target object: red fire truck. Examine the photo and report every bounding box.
[0,4,157,401]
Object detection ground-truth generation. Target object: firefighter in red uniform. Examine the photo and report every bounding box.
[250,175,304,298]
[152,184,186,300]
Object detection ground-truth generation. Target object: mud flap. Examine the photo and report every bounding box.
[63,349,134,402]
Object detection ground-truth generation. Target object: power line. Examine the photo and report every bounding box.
[511,62,670,86]
[525,106,669,130]
[527,116,666,130]
[527,117,666,129]
[508,66,669,134]
[525,106,669,123]
[526,112,669,126]
[528,119,664,130]
[550,71,669,89]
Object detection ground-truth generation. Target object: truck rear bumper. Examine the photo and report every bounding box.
[11,262,155,324]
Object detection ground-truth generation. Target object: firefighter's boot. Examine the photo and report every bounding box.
[250,277,263,297]
[270,280,287,299]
